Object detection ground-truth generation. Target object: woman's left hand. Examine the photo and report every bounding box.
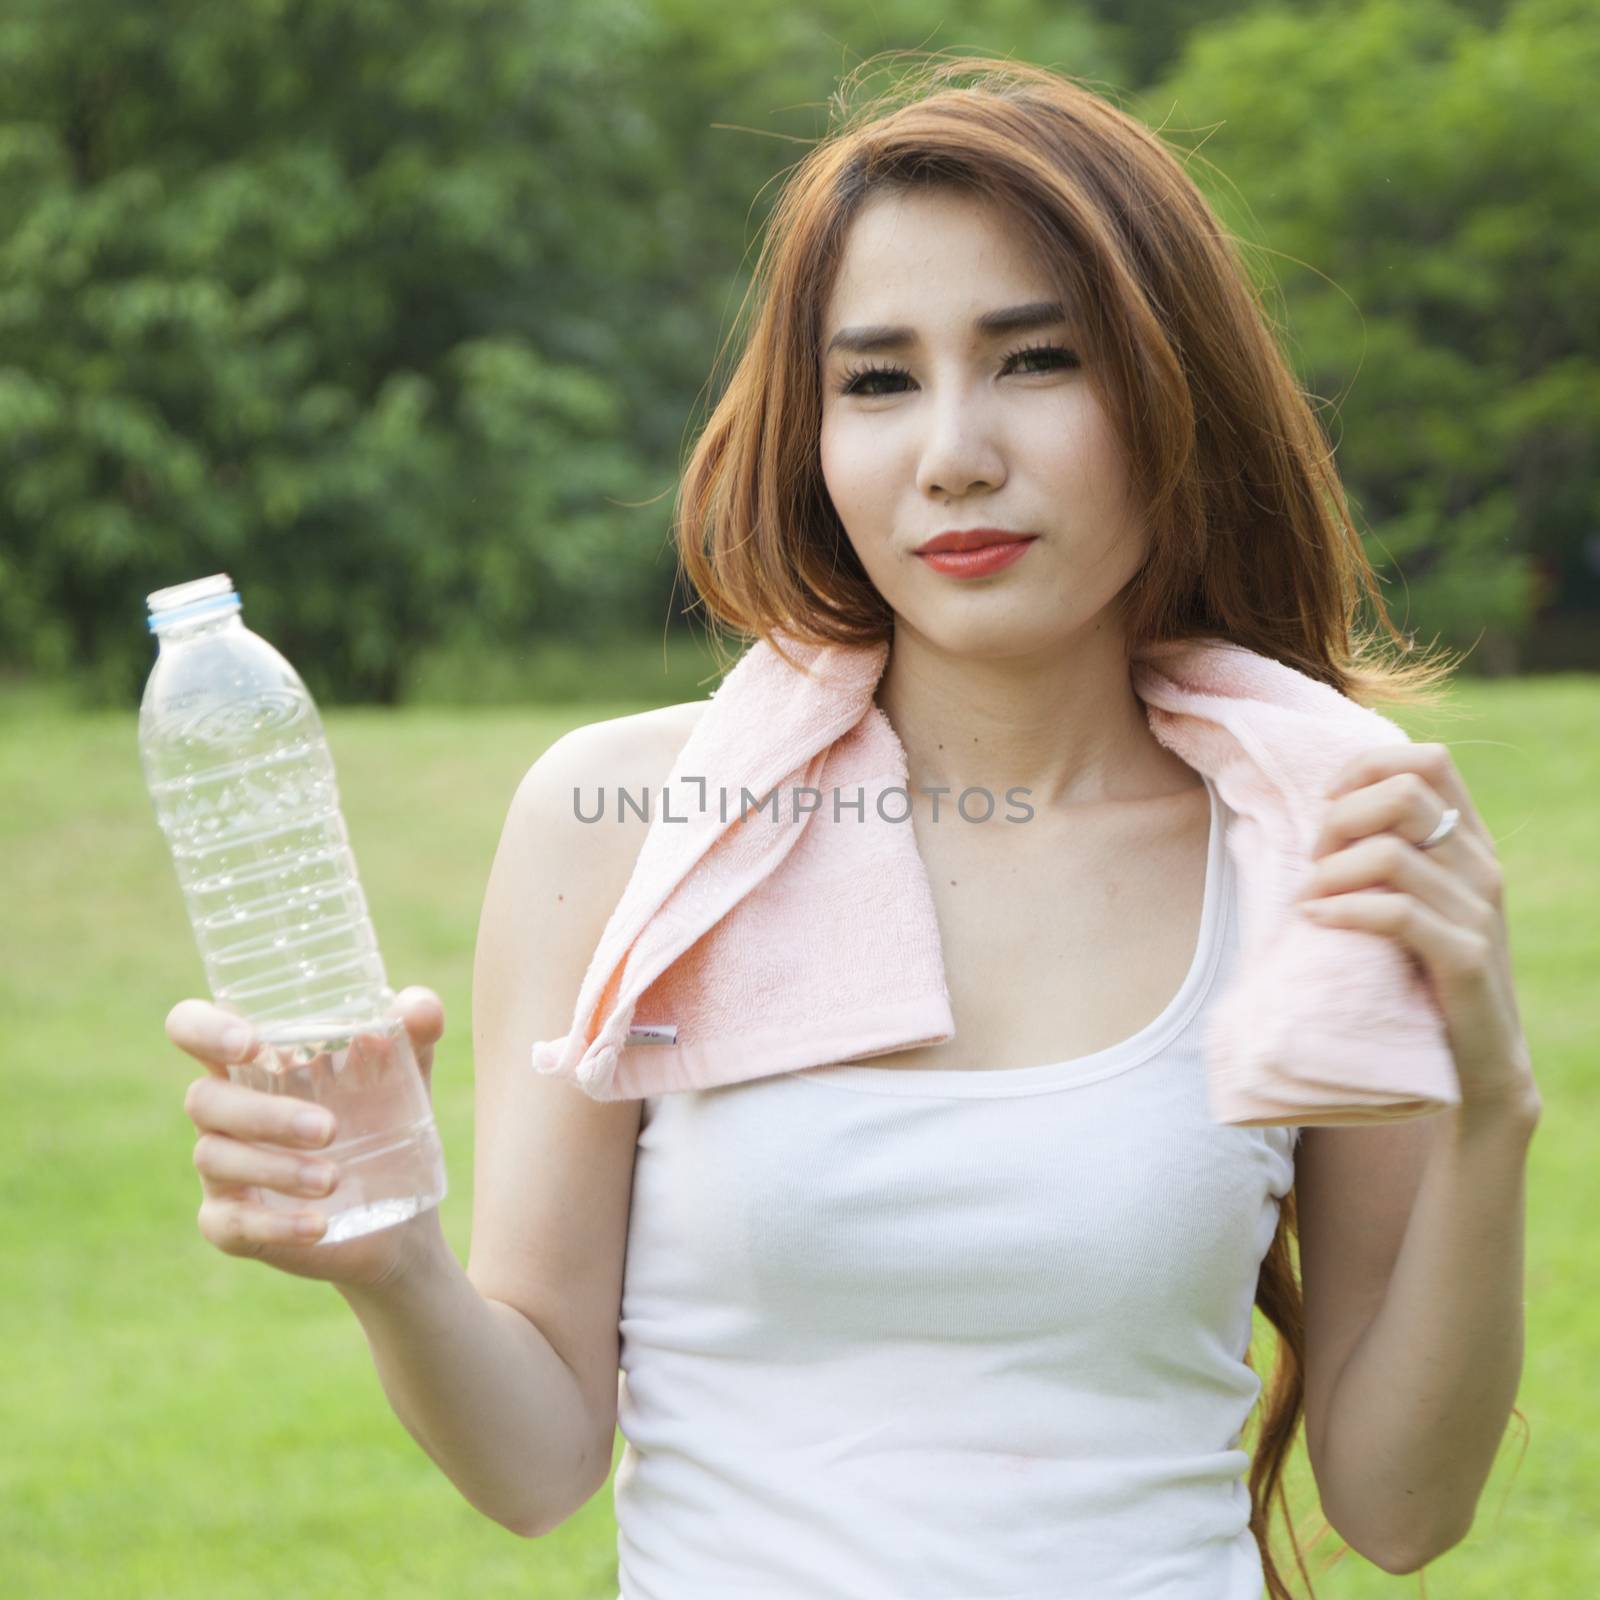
[1295,741,1542,1126]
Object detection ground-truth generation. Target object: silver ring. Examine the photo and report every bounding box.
[1416,805,1461,851]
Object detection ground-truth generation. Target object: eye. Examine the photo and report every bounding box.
[834,341,1081,397]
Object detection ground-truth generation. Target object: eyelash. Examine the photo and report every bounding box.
[835,340,1081,397]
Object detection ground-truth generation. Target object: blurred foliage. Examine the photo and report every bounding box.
[0,0,1593,703]
[1144,0,1600,675]
[0,0,682,704]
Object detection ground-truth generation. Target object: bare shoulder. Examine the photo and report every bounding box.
[529,699,709,871]
[495,696,710,979]
[473,693,711,1111]
[552,698,710,785]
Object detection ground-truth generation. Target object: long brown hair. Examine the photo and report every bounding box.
[673,51,1524,1595]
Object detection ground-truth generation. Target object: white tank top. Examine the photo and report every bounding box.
[613,772,1298,1598]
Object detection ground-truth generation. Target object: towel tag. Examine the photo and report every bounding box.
[625,1022,678,1046]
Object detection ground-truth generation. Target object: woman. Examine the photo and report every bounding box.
[167,54,1540,1599]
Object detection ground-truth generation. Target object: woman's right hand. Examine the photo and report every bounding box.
[169,986,448,1292]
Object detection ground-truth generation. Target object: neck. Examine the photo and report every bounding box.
[871,616,1201,812]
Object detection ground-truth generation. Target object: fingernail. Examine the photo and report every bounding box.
[222,1024,254,1059]
[294,1109,334,1141]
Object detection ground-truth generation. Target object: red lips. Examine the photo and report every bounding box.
[915,537,1038,579]
[914,528,1037,554]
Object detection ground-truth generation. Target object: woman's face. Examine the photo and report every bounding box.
[818,186,1148,657]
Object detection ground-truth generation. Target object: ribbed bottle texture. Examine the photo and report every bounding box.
[139,575,446,1242]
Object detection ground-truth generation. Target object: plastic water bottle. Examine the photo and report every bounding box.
[138,573,447,1243]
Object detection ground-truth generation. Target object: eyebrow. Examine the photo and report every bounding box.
[824,300,1069,358]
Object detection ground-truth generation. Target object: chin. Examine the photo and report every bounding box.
[896,609,1067,660]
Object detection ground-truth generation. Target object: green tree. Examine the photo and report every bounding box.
[5,0,1592,700]
[1147,0,1600,671]
[0,0,673,703]
[0,0,1136,704]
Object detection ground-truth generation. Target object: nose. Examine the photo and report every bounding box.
[915,386,1007,503]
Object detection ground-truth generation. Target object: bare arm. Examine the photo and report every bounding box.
[335,1217,601,1537]
[326,705,702,1537]
[1324,1101,1537,1571]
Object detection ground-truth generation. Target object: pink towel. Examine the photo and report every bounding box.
[530,631,1460,1127]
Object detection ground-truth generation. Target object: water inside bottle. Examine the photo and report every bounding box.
[237,1015,448,1243]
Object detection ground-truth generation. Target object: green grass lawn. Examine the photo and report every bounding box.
[1,671,1594,1597]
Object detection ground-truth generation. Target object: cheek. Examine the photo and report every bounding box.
[819,408,854,475]
[819,413,887,519]
[818,413,839,495]
[1048,400,1138,522]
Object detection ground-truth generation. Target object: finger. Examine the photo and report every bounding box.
[194,1131,340,1201]
[1308,771,1503,907]
[394,985,445,1048]
[1297,833,1487,926]
[1308,771,1450,869]
[197,1195,327,1255]
[1322,743,1489,844]
[1297,888,1492,988]
[389,986,444,1082]
[166,998,259,1072]
[184,1075,338,1150]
